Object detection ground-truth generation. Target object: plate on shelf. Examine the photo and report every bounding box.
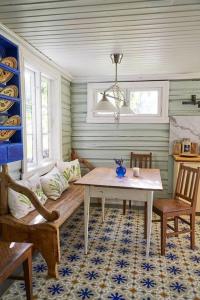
[1,57,17,69]
[0,85,18,112]
[180,153,199,157]
[0,57,18,83]
[0,115,21,141]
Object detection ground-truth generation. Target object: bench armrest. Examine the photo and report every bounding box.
[6,174,60,222]
[71,149,95,171]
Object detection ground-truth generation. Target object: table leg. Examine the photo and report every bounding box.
[146,191,154,258]
[23,250,33,300]
[84,186,90,255]
[102,196,105,223]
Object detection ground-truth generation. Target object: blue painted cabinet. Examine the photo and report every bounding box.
[0,34,23,164]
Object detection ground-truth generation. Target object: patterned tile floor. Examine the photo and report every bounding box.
[2,206,200,300]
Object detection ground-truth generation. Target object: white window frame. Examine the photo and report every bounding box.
[40,73,52,161]
[87,81,169,123]
[21,49,62,178]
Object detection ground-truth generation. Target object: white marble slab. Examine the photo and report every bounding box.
[169,116,200,154]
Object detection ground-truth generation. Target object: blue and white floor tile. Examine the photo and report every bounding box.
[2,207,200,300]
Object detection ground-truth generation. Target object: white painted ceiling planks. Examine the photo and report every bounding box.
[1,0,200,79]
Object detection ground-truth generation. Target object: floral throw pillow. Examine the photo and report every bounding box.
[8,180,35,219]
[40,167,69,200]
[56,159,81,182]
[27,174,47,205]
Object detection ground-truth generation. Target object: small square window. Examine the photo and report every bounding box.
[87,81,169,123]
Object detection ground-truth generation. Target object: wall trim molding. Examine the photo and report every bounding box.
[0,22,73,81]
[72,73,200,83]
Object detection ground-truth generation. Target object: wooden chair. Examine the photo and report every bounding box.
[0,242,33,300]
[130,152,152,170]
[153,164,200,256]
[123,152,152,215]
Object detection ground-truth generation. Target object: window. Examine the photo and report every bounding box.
[41,76,50,159]
[87,81,169,123]
[24,68,36,166]
[24,66,52,171]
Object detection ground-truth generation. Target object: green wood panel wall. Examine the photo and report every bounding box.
[168,80,200,192]
[169,80,200,116]
[71,80,200,198]
[61,77,71,161]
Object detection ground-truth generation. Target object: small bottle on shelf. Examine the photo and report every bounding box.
[182,138,191,154]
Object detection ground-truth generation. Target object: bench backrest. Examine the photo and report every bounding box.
[0,165,9,215]
[0,149,94,218]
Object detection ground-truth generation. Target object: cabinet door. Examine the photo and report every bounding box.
[173,161,200,213]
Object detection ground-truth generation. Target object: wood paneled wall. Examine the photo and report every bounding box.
[5,79,200,195]
[168,80,200,193]
[61,77,71,161]
[71,80,200,197]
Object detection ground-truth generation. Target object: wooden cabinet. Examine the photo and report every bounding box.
[173,155,200,213]
[0,34,23,164]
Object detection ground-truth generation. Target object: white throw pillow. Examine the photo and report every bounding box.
[56,159,81,182]
[40,167,69,200]
[27,174,47,205]
[8,180,35,219]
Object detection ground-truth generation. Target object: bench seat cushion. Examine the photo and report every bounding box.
[20,183,84,226]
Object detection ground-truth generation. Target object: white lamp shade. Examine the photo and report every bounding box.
[120,102,133,115]
[95,93,117,112]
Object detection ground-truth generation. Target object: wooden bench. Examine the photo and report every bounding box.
[0,151,94,278]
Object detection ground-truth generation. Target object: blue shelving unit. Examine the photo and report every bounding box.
[0,34,23,164]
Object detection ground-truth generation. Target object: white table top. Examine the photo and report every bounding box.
[75,167,163,191]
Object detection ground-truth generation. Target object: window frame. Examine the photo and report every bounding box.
[21,52,62,178]
[24,66,37,166]
[87,81,169,123]
[40,74,52,161]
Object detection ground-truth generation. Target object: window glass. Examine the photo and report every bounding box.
[24,68,36,165]
[41,76,50,159]
[129,90,159,115]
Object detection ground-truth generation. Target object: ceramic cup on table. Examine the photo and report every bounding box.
[133,167,140,177]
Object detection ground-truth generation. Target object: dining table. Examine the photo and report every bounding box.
[75,167,163,257]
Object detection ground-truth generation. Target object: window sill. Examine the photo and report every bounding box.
[22,160,56,179]
[86,115,169,124]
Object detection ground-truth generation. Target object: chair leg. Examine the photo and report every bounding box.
[23,252,33,300]
[190,213,195,250]
[129,200,131,209]
[144,202,147,239]
[102,196,105,223]
[123,200,126,215]
[161,215,167,256]
[174,217,178,236]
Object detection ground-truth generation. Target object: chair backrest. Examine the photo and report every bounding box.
[175,163,200,209]
[130,152,152,168]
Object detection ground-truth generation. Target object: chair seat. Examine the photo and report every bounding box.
[153,198,191,214]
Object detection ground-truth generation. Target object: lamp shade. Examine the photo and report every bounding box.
[120,102,133,115]
[95,93,117,112]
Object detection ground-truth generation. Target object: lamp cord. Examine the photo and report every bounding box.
[115,61,118,83]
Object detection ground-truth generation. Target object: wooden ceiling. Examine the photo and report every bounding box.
[1,0,200,80]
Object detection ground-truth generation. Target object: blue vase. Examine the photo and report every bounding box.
[116,165,126,177]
